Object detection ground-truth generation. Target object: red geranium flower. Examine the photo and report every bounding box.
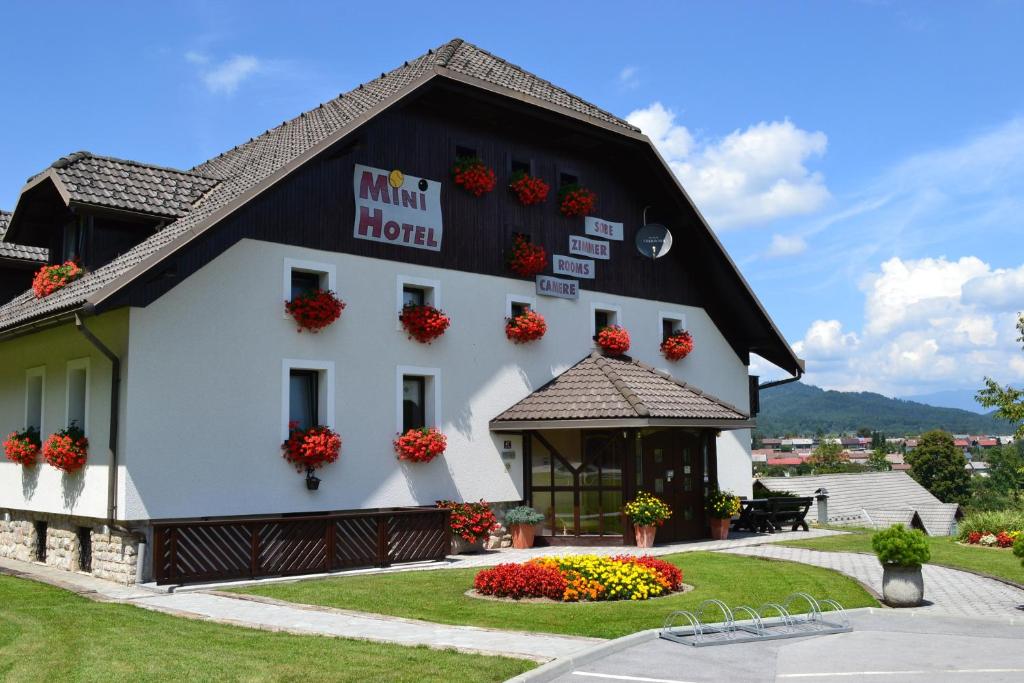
[660,330,694,361]
[32,261,83,298]
[3,427,41,466]
[395,427,447,463]
[42,423,88,473]
[452,157,496,197]
[281,422,342,471]
[437,499,499,543]
[596,325,631,356]
[558,184,597,217]
[505,309,547,344]
[509,171,550,206]
[399,304,451,344]
[284,289,345,332]
[508,234,547,278]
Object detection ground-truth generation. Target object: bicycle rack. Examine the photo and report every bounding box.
[660,593,851,647]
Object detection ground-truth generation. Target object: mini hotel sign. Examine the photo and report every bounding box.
[353,164,443,251]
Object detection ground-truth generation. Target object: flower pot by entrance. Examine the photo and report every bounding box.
[881,564,925,607]
[450,535,485,554]
[510,523,536,549]
[710,517,731,540]
[634,525,657,548]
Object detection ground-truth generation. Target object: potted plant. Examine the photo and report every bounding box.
[437,500,499,554]
[706,489,740,540]
[660,330,694,361]
[557,183,597,217]
[42,423,89,473]
[394,427,447,463]
[281,422,342,489]
[624,491,672,548]
[504,505,544,549]
[451,156,496,197]
[399,303,451,344]
[872,524,930,607]
[596,325,631,356]
[32,261,83,298]
[3,427,41,466]
[505,309,547,344]
[507,234,547,278]
[508,171,549,206]
[284,289,345,332]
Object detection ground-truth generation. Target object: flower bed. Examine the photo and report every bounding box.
[473,554,684,602]
[394,427,447,463]
[660,330,694,361]
[505,309,547,344]
[596,325,630,356]
[451,157,496,197]
[284,289,345,332]
[32,261,83,298]
[508,234,547,278]
[399,304,451,343]
[966,530,1020,548]
[958,510,1024,547]
[437,500,499,543]
[3,428,41,466]
[281,422,341,470]
[558,184,596,217]
[42,424,88,473]
[509,171,549,206]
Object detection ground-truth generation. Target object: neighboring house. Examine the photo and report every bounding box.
[966,461,991,477]
[0,39,802,584]
[0,210,48,303]
[756,471,963,536]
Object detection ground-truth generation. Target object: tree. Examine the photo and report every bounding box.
[867,447,892,472]
[807,441,847,474]
[905,430,971,503]
[976,313,1024,439]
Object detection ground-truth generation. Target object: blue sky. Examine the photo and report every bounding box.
[2,1,1022,398]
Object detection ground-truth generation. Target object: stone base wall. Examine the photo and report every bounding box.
[0,509,141,585]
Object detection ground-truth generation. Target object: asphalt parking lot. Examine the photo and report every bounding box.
[551,609,1024,683]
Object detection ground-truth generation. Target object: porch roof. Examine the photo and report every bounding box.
[490,352,754,431]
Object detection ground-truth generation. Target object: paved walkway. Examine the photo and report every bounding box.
[726,545,1024,618]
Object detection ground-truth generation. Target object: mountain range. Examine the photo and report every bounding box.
[756,381,1010,437]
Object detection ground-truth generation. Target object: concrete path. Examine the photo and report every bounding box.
[725,545,1024,618]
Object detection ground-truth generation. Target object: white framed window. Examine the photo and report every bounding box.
[283,258,336,303]
[396,275,441,329]
[24,366,45,434]
[281,359,335,440]
[590,302,622,337]
[396,365,441,434]
[659,311,687,341]
[65,358,90,435]
[506,293,536,319]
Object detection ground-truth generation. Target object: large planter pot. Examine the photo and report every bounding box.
[634,525,657,548]
[510,524,537,549]
[709,517,731,540]
[450,535,486,555]
[881,564,925,607]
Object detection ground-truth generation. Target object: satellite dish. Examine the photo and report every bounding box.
[635,223,673,259]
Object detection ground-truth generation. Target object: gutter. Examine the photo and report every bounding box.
[73,310,121,526]
[759,364,805,391]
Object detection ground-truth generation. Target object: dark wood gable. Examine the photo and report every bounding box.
[102,77,795,372]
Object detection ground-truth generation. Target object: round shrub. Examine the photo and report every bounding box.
[1014,536,1024,567]
[872,524,931,567]
[504,506,544,526]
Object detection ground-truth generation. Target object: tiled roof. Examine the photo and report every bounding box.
[0,210,47,262]
[491,352,749,424]
[0,38,637,330]
[757,471,962,536]
[31,152,219,218]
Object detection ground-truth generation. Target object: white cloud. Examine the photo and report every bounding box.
[627,103,829,230]
[618,66,639,88]
[186,52,263,95]
[764,233,807,258]
[793,320,859,361]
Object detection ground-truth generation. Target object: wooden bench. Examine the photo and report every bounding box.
[732,497,812,533]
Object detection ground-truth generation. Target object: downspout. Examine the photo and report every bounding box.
[74,312,121,526]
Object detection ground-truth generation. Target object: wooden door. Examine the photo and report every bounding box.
[640,430,706,541]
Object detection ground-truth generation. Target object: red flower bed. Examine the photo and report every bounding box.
[997,531,1016,548]
[399,304,451,343]
[558,184,597,217]
[3,428,41,466]
[596,325,631,356]
[285,289,345,332]
[395,427,447,463]
[508,234,547,278]
[509,171,550,206]
[32,261,83,298]
[282,422,342,471]
[660,330,694,361]
[612,554,684,591]
[42,424,88,473]
[473,562,566,600]
[967,531,983,544]
[505,310,547,344]
[437,499,499,543]
[452,157,496,197]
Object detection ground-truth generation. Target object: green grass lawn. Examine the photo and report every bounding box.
[781,530,1024,586]
[235,551,877,639]
[0,575,532,683]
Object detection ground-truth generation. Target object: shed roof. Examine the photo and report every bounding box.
[490,352,751,429]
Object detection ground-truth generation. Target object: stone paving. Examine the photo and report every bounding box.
[726,545,1024,618]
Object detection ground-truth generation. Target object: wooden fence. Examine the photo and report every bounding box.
[151,507,450,584]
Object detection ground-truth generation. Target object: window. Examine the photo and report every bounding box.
[506,294,536,319]
[396,276,440,325]
[396,366,440,434]
[65,359,89,434]
[77,527,92,572]
[282,258,335,305]
[289,370,319,431]
[659,312,686,341]
[591,304,620,338]
[25,367,45,434]
[62,218,86,263]
[403,286,425,307]
[559,171,579,187]
[510,158,532,176]
[290,271,321,300]
[34,521,47,562]
[455,144,477,159]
